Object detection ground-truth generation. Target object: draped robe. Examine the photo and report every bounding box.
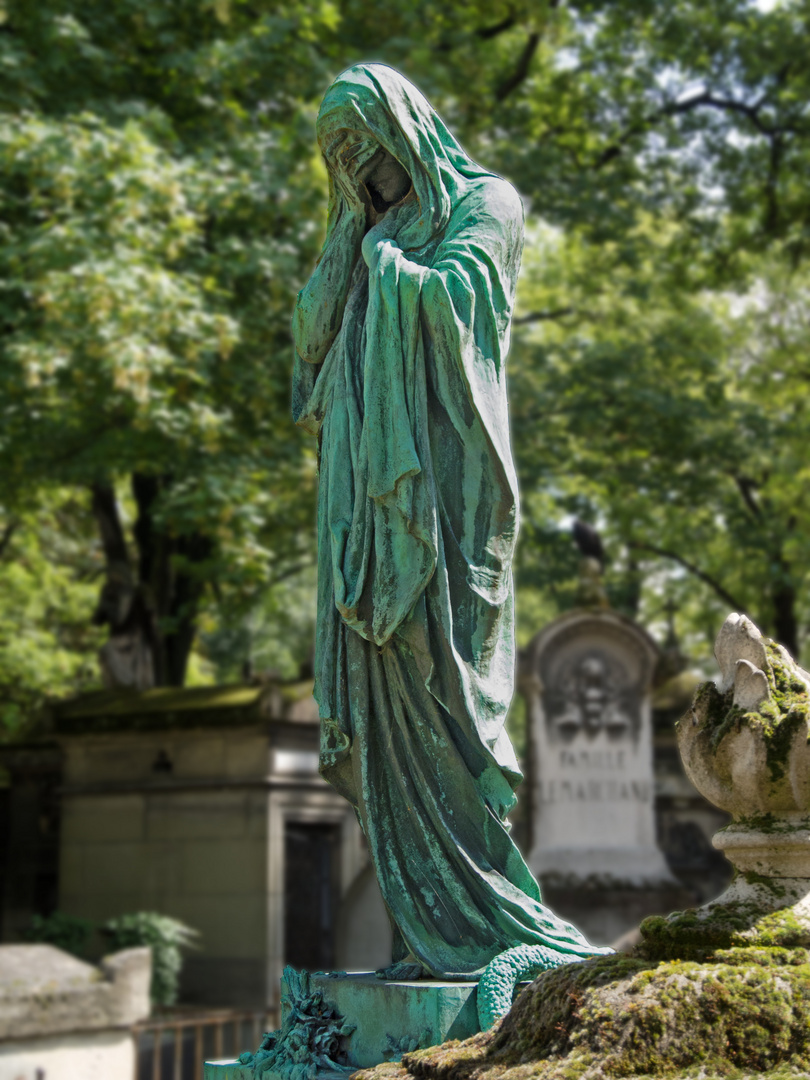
[293,64,602,977]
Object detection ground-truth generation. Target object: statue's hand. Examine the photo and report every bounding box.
[334,172,371,233]
[328,134,374,231]
[361,195,417,264]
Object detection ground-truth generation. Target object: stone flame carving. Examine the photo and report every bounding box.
[640,612,810,960]
[679,613,810,820]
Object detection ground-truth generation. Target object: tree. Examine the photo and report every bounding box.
[2,0,810,711]
[0,1,337,686]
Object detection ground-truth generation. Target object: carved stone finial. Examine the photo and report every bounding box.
[641,612,810,960]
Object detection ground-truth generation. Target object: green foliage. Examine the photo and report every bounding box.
[0,495,104,735]
[22,908,198,1007]
[23,910,94,957]
[2,0,810,714]
[103,911,198,1008]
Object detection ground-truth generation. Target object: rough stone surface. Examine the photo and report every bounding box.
[0,944,150,1039]
[675,613,810,938]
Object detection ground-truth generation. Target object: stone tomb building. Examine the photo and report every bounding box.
[2,685,391,1009]
[520,609,693,944]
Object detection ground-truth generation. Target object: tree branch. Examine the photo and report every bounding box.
[593,88,805,171]
[496,31,541,102]
[0,520,18,560]
[733,474,764,522]
[91,484,130,569]
[477,13,517,40]
[629,540,746,612]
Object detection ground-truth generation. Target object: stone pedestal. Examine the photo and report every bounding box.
[520,610,689,942]
[203,972,482,1078]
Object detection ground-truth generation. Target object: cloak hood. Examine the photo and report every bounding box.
[316,63,499,252]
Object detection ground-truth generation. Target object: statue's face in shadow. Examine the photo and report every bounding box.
[322,126,412,211]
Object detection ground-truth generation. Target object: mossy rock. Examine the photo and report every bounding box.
[638,899,810,962]
[353,950,810,1080]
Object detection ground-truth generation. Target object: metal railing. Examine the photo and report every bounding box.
[133,1008,279,1080]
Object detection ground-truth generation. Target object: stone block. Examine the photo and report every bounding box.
[305,973,480,1066]
[164,895,267,958]
[59,843,84,894]
[78,841,149,895]
[0,945,150,1039]
[204,1061,251,1080]
[173,735,227,778]
[64,740,156,785]
[145,792,257,841]
[181,838,266,895]
[224,733,271,780]
[0,1030,135,1080]
[61,795,145,843]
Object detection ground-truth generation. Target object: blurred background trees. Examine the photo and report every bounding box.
[1,0,809,729]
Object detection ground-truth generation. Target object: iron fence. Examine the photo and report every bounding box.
[133,1008,278,1080]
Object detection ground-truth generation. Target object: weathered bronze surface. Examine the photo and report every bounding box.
[293,63,604,980]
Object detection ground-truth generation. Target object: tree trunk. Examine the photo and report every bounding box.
[91,482,157,690]
[131,473,212,687]
[771,577,799,658]
[91,476,212,689]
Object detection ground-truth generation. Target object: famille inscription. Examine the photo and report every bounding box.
[539,746,650,804]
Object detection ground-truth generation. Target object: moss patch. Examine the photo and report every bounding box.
[355,949,810,1080]
[685,641,810,786]
[638,899,810,962]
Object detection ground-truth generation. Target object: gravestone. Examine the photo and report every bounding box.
[0,943,150,1080]
[520,609,691,943]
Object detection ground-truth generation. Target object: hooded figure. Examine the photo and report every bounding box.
[293,63,602,978]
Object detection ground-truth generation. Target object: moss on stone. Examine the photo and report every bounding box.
[357,949,810,1080]
[684,641,809,787]
[638,898,810,962]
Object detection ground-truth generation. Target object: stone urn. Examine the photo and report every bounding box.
[644,612,810,957]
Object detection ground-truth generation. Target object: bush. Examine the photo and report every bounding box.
[103,911,199,1007]
[23,911,93,957]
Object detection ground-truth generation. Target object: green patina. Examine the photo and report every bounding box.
[292,62,603,977]
[354,949,810,1080]
[684,640,809,785]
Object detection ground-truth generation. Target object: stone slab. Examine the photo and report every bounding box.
[204,971,481,1078]
[0,944,151,1039]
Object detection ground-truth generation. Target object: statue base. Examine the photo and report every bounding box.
[203,970,482,1078]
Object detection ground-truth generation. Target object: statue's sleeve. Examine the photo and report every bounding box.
[363,177,523,623]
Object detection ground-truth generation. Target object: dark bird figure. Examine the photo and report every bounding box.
[572,519,605,570]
